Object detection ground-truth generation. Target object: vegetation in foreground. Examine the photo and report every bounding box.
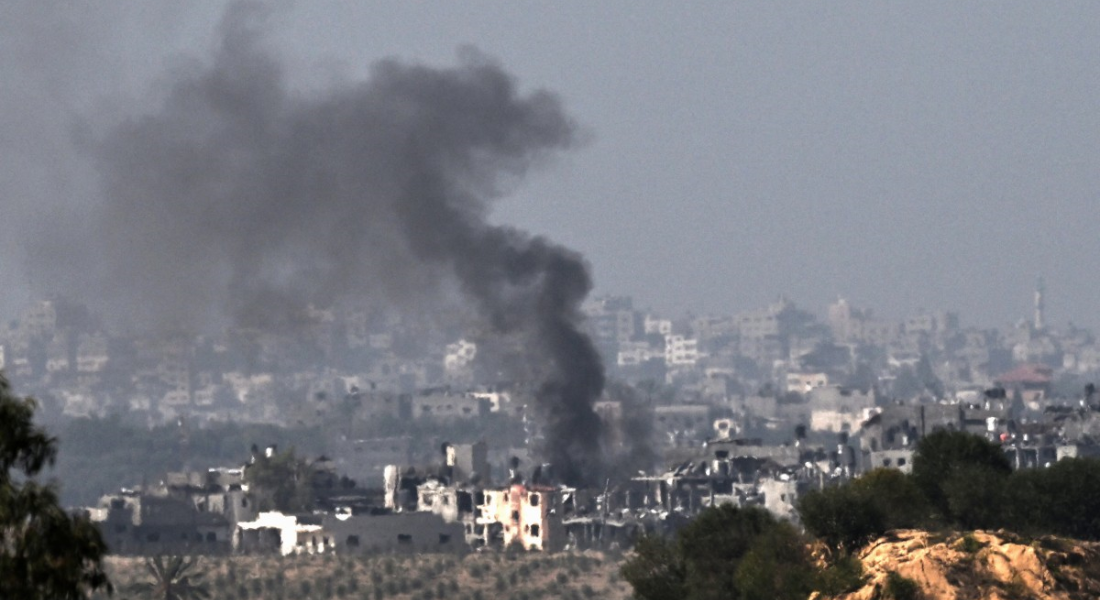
[620,504,864,600]
[799,430,1100,554]
[622,430,1100,600]
[0,374,111,599]
[97,550,631,600]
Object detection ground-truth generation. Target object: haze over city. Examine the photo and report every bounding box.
[9,7,1100,598]
[2,2,1099,331]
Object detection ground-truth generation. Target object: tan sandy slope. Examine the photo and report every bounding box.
[817,530,1100,600]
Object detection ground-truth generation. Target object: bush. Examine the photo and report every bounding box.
[1007,457,1100,540]
[799,482,887,553]
[815,555,866,595]
[912,430,1011,518]
[883,571,921,600]
[850,468,930,530]
[958,534,985,554]
[732,525,818,600]
[800,468,933,554]
[621,505,815,600]
[942,464,1009,529]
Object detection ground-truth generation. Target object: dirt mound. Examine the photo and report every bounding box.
[821,530,1100,600]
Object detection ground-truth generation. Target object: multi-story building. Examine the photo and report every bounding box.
[665,335,701,366]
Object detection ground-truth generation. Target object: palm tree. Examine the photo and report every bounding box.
[130,556,211,600]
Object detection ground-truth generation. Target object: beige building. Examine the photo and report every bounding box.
[477,484,565,551]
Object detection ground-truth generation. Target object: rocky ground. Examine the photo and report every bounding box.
[819,530,1100,600]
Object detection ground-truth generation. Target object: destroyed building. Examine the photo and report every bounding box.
[92,468,250,556]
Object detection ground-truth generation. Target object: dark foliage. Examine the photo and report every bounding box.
[1006,458,1100,539]
[883,570,921,600]
[0,373,111,599]
[802,431,1100,558]
[621,505,816,600]
[911,429,1012,518]
[815,555,866,595]
[799,468,929,553]
[243,448,314,512]
[798,480,887,554]
[129,555,211,600]
[619,535,686,600]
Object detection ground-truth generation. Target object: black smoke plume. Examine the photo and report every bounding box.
[66,5,605,483]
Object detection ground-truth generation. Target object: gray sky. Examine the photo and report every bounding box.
[3,2,1099,330]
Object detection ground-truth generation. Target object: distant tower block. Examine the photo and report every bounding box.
[1034,277,1046,331]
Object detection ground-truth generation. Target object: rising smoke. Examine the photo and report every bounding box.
[60,5,606,483]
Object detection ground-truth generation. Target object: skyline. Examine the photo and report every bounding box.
[2,2,1098,331]
[0,279,1066,337]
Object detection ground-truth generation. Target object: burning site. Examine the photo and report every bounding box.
[8,4,1100,600]
[52,7,610,486]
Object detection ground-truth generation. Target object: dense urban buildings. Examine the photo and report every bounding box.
[3,286,1099,555]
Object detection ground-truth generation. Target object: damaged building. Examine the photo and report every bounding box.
[92,468,250,556]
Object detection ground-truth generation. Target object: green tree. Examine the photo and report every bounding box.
[798,481,886,554]
[0,373,111,599]
[732,524,817,600]
[1043,458,1100,538]
[621,505,816,600]
[849,468,930,531]
[940,464,1008,530]
[1007,458,1100,539]
[800,468,930,554]
[618,535,686,600]
[911,430,1011,522]
[243,448,314,511]
[129,555,211,600]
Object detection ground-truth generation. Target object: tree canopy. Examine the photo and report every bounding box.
[801,430,1100,555]
[0,373,111,599]
[911,429,1012,521]
[243,447,314,512]
[621,505,817,600]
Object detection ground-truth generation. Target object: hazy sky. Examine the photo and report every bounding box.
[3,2,1099,330]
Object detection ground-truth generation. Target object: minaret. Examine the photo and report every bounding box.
[1034,277,1045,331]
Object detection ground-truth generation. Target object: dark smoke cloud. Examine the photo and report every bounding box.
[52,4,606,483]
[2,2,209,318]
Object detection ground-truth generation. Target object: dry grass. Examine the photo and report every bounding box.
[101,550,634,600]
